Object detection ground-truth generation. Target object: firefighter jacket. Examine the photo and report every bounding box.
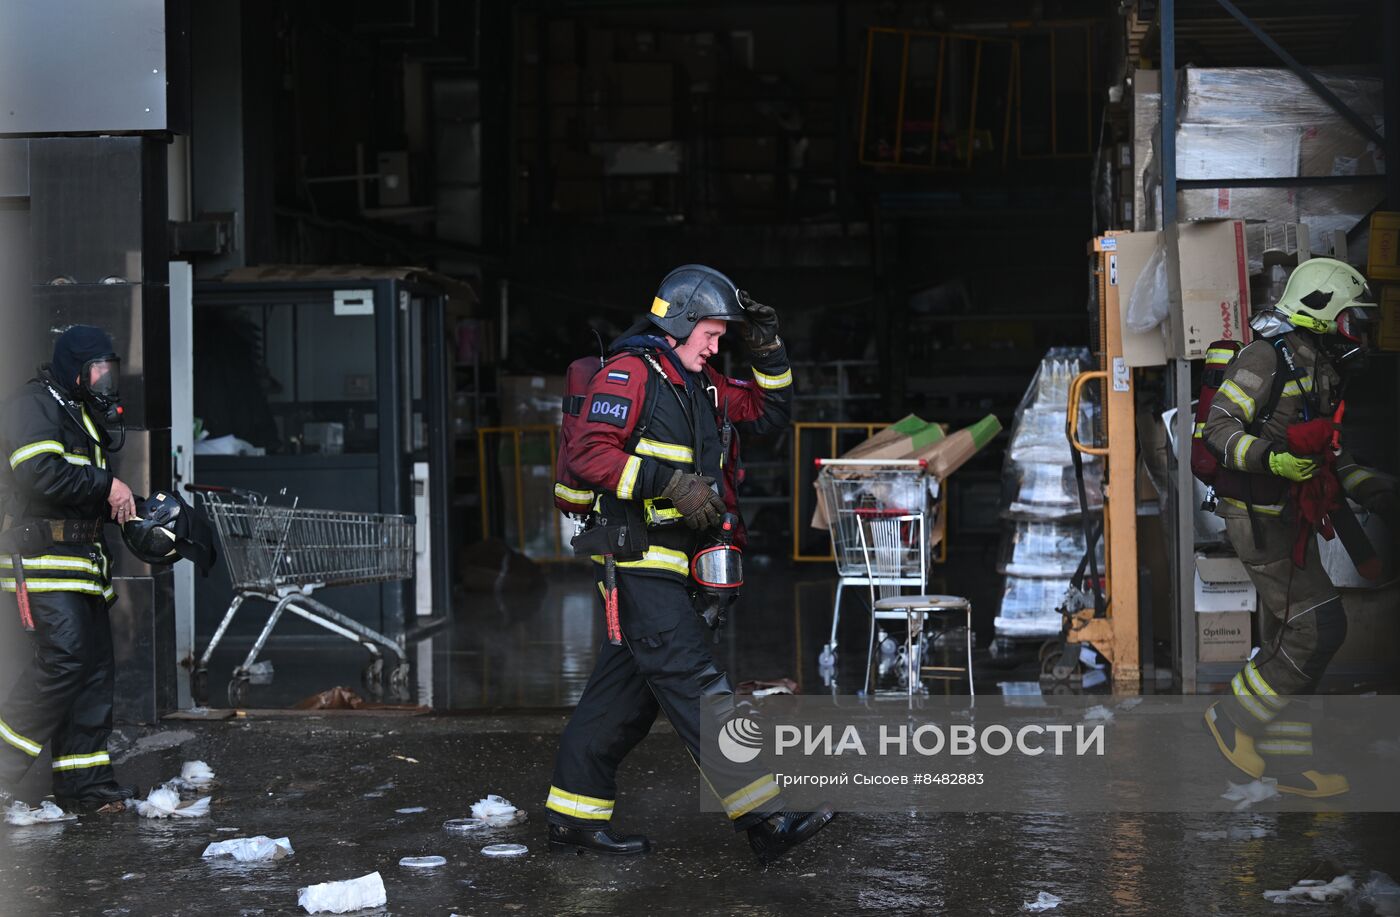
[0,372,116,602]
[1202,331,1386,520]
[565,342,792,581]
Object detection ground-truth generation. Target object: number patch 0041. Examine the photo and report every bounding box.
[588,394,632,427]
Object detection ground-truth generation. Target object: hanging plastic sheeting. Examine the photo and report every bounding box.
[1125,243,1169,334]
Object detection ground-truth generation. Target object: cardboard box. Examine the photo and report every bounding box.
[1378,283,1400,352]
[1194,555,1256,613]
[1367,211,1400,281]
[1197,611,1252,664]
[844,420,944,461]
[1107,230,1168,367]
[1178,187,1298,224]
[499,375,566,425]
[1131,70,1159,232]
[1175,220,1252,359]
[838,415,925,458]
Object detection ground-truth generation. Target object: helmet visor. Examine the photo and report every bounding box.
[1336,307,1375,347]
[691,544,743,589]
[82,357,120,399]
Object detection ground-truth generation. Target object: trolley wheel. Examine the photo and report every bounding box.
[227,677,248,709]
[192,668,208,706]
[1038,639,1062,665]
[361,658,385,696]
[388,663,411,698]
[1040,645,1087,682]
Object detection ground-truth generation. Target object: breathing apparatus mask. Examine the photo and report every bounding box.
[691,512,743,631]
[47,325,126,452]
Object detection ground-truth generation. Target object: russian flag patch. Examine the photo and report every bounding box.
[606,370,630,385]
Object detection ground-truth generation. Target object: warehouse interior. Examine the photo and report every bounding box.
[2,0,1400,910]
[1,0,1397,710]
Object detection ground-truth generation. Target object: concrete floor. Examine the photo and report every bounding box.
[4,563,1398,914]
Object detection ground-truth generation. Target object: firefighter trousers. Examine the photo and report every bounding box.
[1220,514,1346,766]
[0,591,119,799]
[547,570,782,831]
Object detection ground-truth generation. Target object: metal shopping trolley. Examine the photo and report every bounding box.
[815,459,936,661]
[187,484,415,707]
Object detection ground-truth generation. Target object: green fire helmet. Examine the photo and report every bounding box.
[1273,257,1375,336]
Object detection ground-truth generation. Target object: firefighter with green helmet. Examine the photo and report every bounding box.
[1201,257,1394,797]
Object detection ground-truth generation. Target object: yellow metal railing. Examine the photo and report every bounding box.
[790,422,949,564]
[476,424,573,561]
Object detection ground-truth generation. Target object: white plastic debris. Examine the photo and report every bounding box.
[1023,891,1061,911]
[297,871,387,914]
[5,800,76,826]
[481,843,528,857]
[246,660,275,685]
[1263,874,1355,904]
[471,794,527,827]
[202,836,293,862]
[1221,778,1280,811]
[399,855,446,868]
[396,807,427,814]
[1082,705,1115,723]
[179,760,216,789]
[1357,871,1400,916]
[135,785,212,819]
[443,818,487,834]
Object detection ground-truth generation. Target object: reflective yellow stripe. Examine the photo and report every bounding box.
[1205,347,1236,365]
[1263,721,1312,736]
[80,406,104,469]
[643,498,684,525]
[635,437,695,464]
[1217,380,1256,423]
[62,453,91,466]
[616,455,641,500]
[1342,468,1375,491]
[1256,740,1312,756]
[1,579,110,596]
[0,555,103,576]
[52,751,111,771]
[554,483,594,505]
[1281,376,1315,398]
[1192,422,1206,439]
[8,440,64,469]
[1244,660,1286,709]
[1231,433,1259,471]
[752,367,792,391]
[592,545,691,577]
[1231,673,1275,723]
[0,716,41,756]
[545,785,614,820]
[1220,497,1284,516]
[722,774,781,819]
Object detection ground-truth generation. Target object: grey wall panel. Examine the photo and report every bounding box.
[32,283,172,432]
[29,138,167,285]
[110,570,175,725]
[0,0,168,135]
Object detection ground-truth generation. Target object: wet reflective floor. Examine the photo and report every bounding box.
[4,712,1400,916]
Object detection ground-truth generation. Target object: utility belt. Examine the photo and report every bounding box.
[1212,468,1288,507]
[0,518,105,556]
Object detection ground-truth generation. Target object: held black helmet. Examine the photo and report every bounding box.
[648,264,747,340]
[121,491,218,573]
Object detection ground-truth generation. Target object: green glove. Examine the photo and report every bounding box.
[1268,451,1318,482]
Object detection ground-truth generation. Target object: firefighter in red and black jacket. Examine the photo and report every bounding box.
[546,265,835,864]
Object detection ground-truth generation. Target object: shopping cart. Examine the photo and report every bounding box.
[815,459,936,662]
[187,484,415,707]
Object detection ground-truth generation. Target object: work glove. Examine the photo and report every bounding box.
[737,291,782,355]
[660,470,726,531]
[1268,451,1318,483]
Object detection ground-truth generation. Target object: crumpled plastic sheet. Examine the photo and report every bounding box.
[170,760,216,792]
[1082,705,1115,724]
[202,835,293,862]
[297,871,387,914]
[1222,778,1280,811]
[135,785,212,819]
[5,800,76,826]
[1024,891,1062,911]
[1357,871,1400,916]
[1262,874,1355,904]
[471,794,527,828]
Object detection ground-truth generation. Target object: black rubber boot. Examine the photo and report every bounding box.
[747,805,837,865]
[57,782,136,814]
[548,822,651,855]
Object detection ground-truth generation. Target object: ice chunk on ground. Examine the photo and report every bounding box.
[135,785,212,818]
[6,800,76,826]
[297,871,387,914]
[1262,874,1354,904]
[1024,891,1061,911]
[1221,778,1279,811]
[180,760,216,788]
[399,856,446,868]
[471,794,527,827]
